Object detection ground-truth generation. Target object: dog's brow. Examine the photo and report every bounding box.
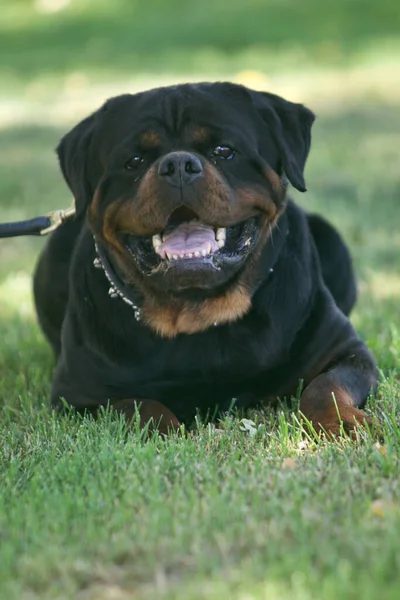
[187,126,210,143]
[139,130,161,148]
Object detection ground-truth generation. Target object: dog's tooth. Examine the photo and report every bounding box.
[217,239,225,248]
[216,227,226,241]
[172,254,178,260]
[188,253,193,258]
[194,251,200,257]
[166,252,172,260]
[152,234,162,250]
[202,249,207,257]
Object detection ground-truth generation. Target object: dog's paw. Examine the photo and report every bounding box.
[303,405,379,439]
[111,398,182,436]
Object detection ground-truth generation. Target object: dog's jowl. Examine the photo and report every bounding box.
[33,82,377,435]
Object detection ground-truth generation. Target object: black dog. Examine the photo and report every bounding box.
[34,82,377,435]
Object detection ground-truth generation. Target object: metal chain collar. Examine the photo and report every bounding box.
[93,240,142,322]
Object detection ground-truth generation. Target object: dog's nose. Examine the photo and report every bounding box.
[158,152,203,187]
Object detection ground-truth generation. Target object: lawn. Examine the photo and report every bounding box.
[1,2,400,599]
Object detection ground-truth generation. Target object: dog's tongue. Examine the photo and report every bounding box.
[158,221,218,258]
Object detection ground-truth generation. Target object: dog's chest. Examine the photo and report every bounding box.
[107,319,287,397]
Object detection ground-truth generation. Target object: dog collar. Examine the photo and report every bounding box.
[93,239,142,322]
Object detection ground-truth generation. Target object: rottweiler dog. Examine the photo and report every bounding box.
[34,82,377,435]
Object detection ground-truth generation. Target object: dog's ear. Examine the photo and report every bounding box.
[56,113,97,218]
[250,90,315,192]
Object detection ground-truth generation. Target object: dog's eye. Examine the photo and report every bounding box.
[213,146,235,160]
[125,156,144,170]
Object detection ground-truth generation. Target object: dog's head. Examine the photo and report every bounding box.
[57,82,314,336]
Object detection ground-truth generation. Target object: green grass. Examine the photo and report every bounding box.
[1,2,400,598]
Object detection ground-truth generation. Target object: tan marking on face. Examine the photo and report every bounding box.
[93,164,170,250]
[262,164,282,193]
[235,187,279,221]
[88,187,100,219]
[140,130,161,148]
[188,126,210,144]
[101,200,127,253]
[88,187,109,242]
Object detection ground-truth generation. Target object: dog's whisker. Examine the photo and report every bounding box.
[269,222,274,248]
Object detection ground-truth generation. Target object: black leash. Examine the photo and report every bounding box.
[0,203,76,238]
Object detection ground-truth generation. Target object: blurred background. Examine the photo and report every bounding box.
[0,0,399,356]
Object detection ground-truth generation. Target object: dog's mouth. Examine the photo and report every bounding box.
[120,207,260,286]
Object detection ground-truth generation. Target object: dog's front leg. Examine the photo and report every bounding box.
[300,347,377,436]
[111,398,182,435]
